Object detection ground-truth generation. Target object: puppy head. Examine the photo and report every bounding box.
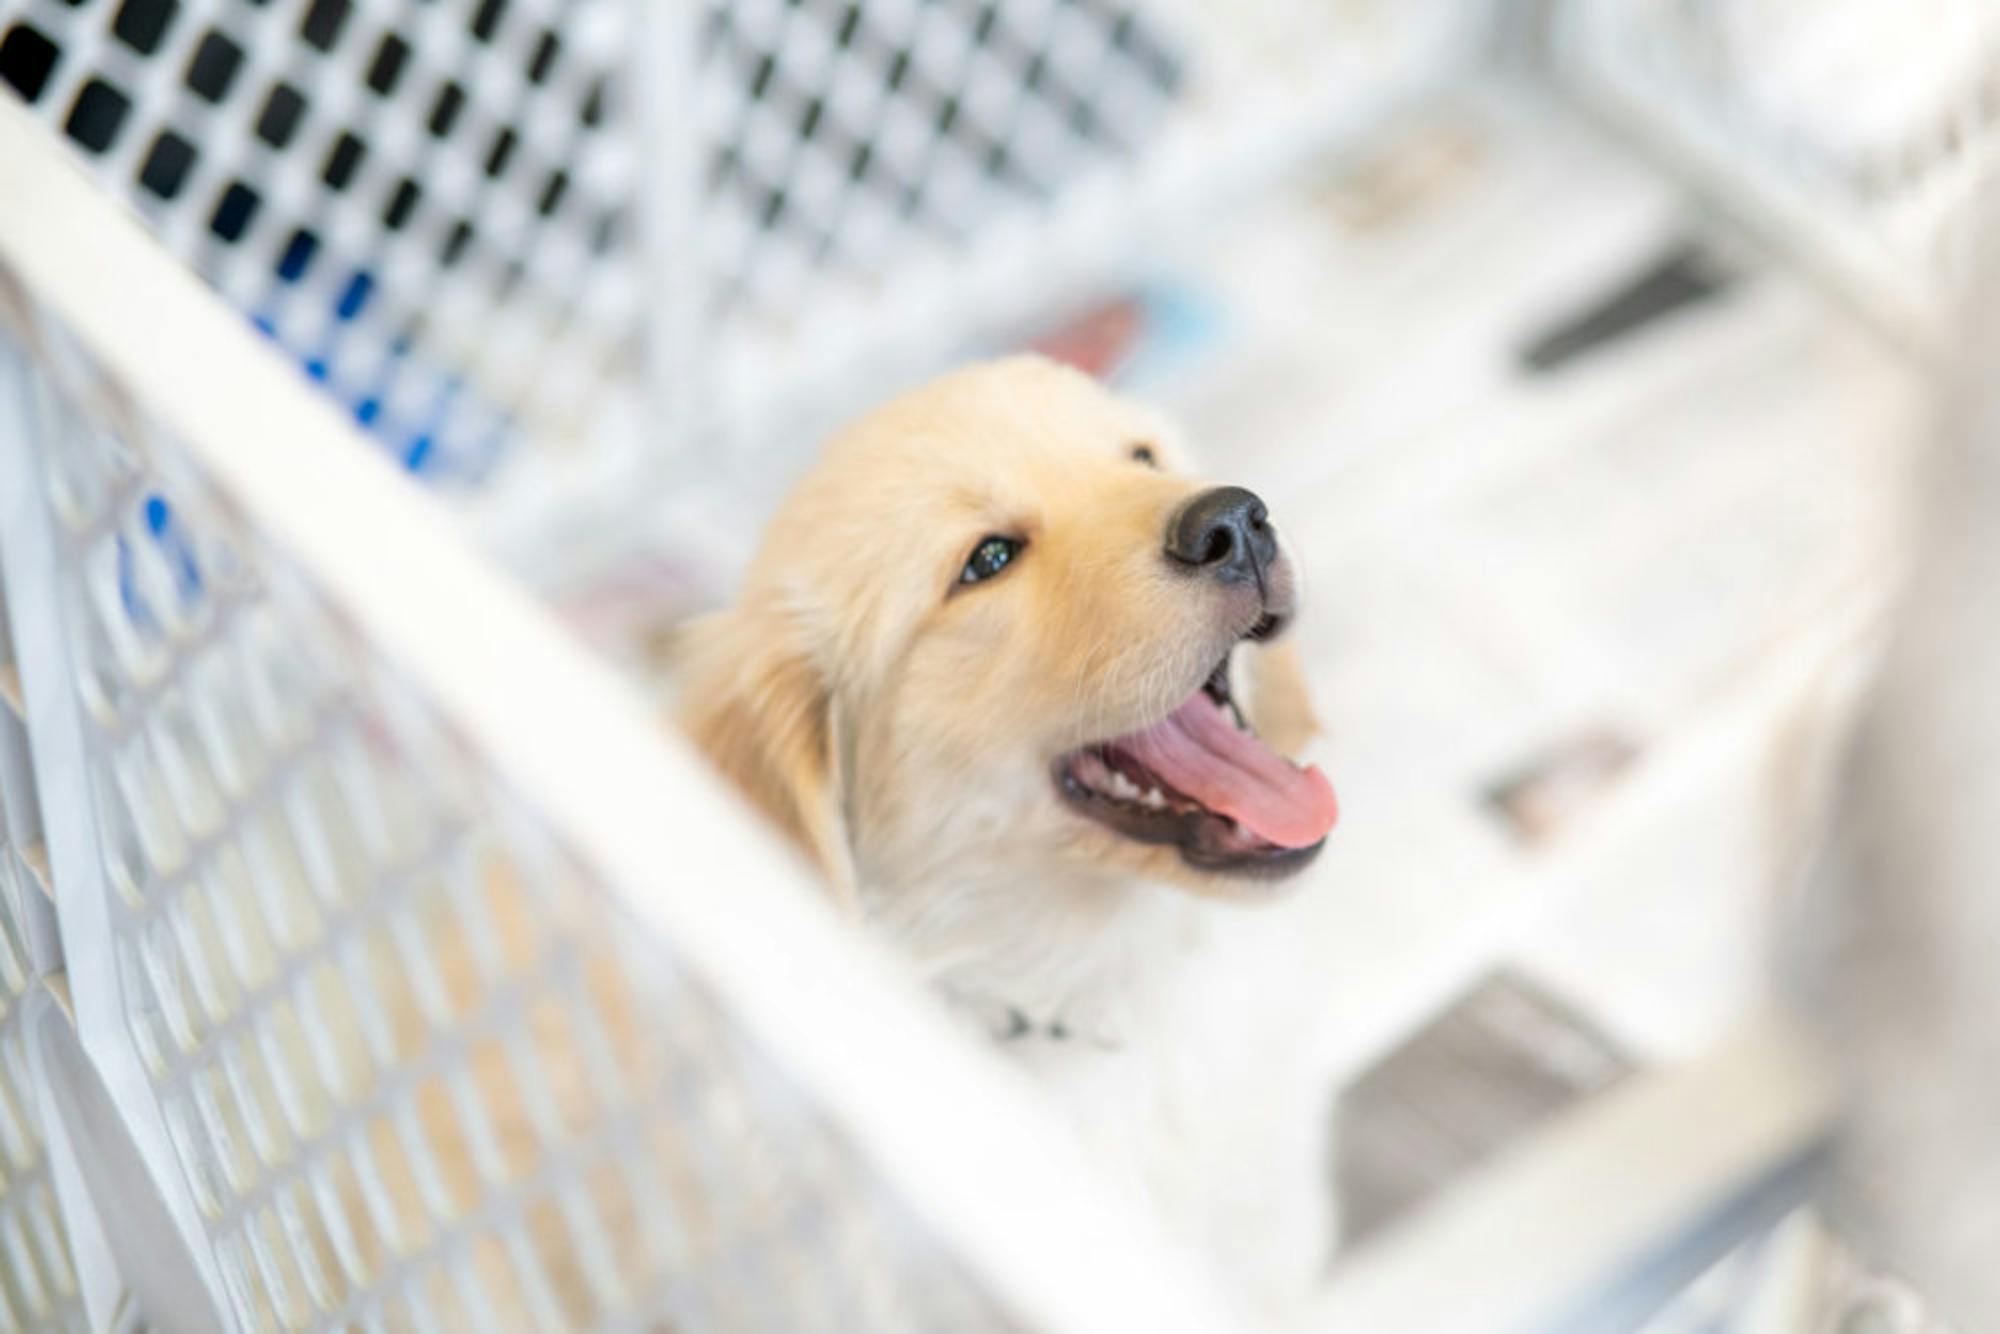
[677,355,1335,909]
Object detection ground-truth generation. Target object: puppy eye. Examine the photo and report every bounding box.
[1129,443,1157,467]
[960,535,1022,586]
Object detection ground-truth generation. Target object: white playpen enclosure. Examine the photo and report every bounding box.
[0,0,1990,1328]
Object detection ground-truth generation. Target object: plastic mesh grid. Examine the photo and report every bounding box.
[699,0,1181,325]
[0,602,88,1331]
[0,273,1018,1332]
[0,0,640,484]
[0,0,1182,488]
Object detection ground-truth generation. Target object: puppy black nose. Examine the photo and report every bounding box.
[1165,486,1276,584]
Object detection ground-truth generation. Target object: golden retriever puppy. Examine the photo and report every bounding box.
[675,355,1341,1312]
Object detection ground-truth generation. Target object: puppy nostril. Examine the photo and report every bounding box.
[1166,485,1274,579]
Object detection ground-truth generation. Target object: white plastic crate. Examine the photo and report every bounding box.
[0,95,1247,1333]
[1554,0,2000,350]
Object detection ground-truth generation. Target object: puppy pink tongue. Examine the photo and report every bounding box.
[1119,692,1338,848]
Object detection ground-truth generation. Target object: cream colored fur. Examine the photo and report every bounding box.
[675,356,1338,1316]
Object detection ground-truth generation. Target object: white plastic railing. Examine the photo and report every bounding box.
[1302,1016,1834,1334]
[0,626,90,1328]
[1553,0,2000,353]
[0,95,1246,1333]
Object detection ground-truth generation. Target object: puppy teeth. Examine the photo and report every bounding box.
[1073,753,1112,786]
[1141,788,1165,809]
[1108,772,1140,800]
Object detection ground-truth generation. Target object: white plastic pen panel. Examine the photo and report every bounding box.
[0,94,1243,1334]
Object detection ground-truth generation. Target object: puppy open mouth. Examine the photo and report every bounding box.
[1055,638,1339,876]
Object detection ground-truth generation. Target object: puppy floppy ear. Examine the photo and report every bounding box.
[671,606,858,912]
